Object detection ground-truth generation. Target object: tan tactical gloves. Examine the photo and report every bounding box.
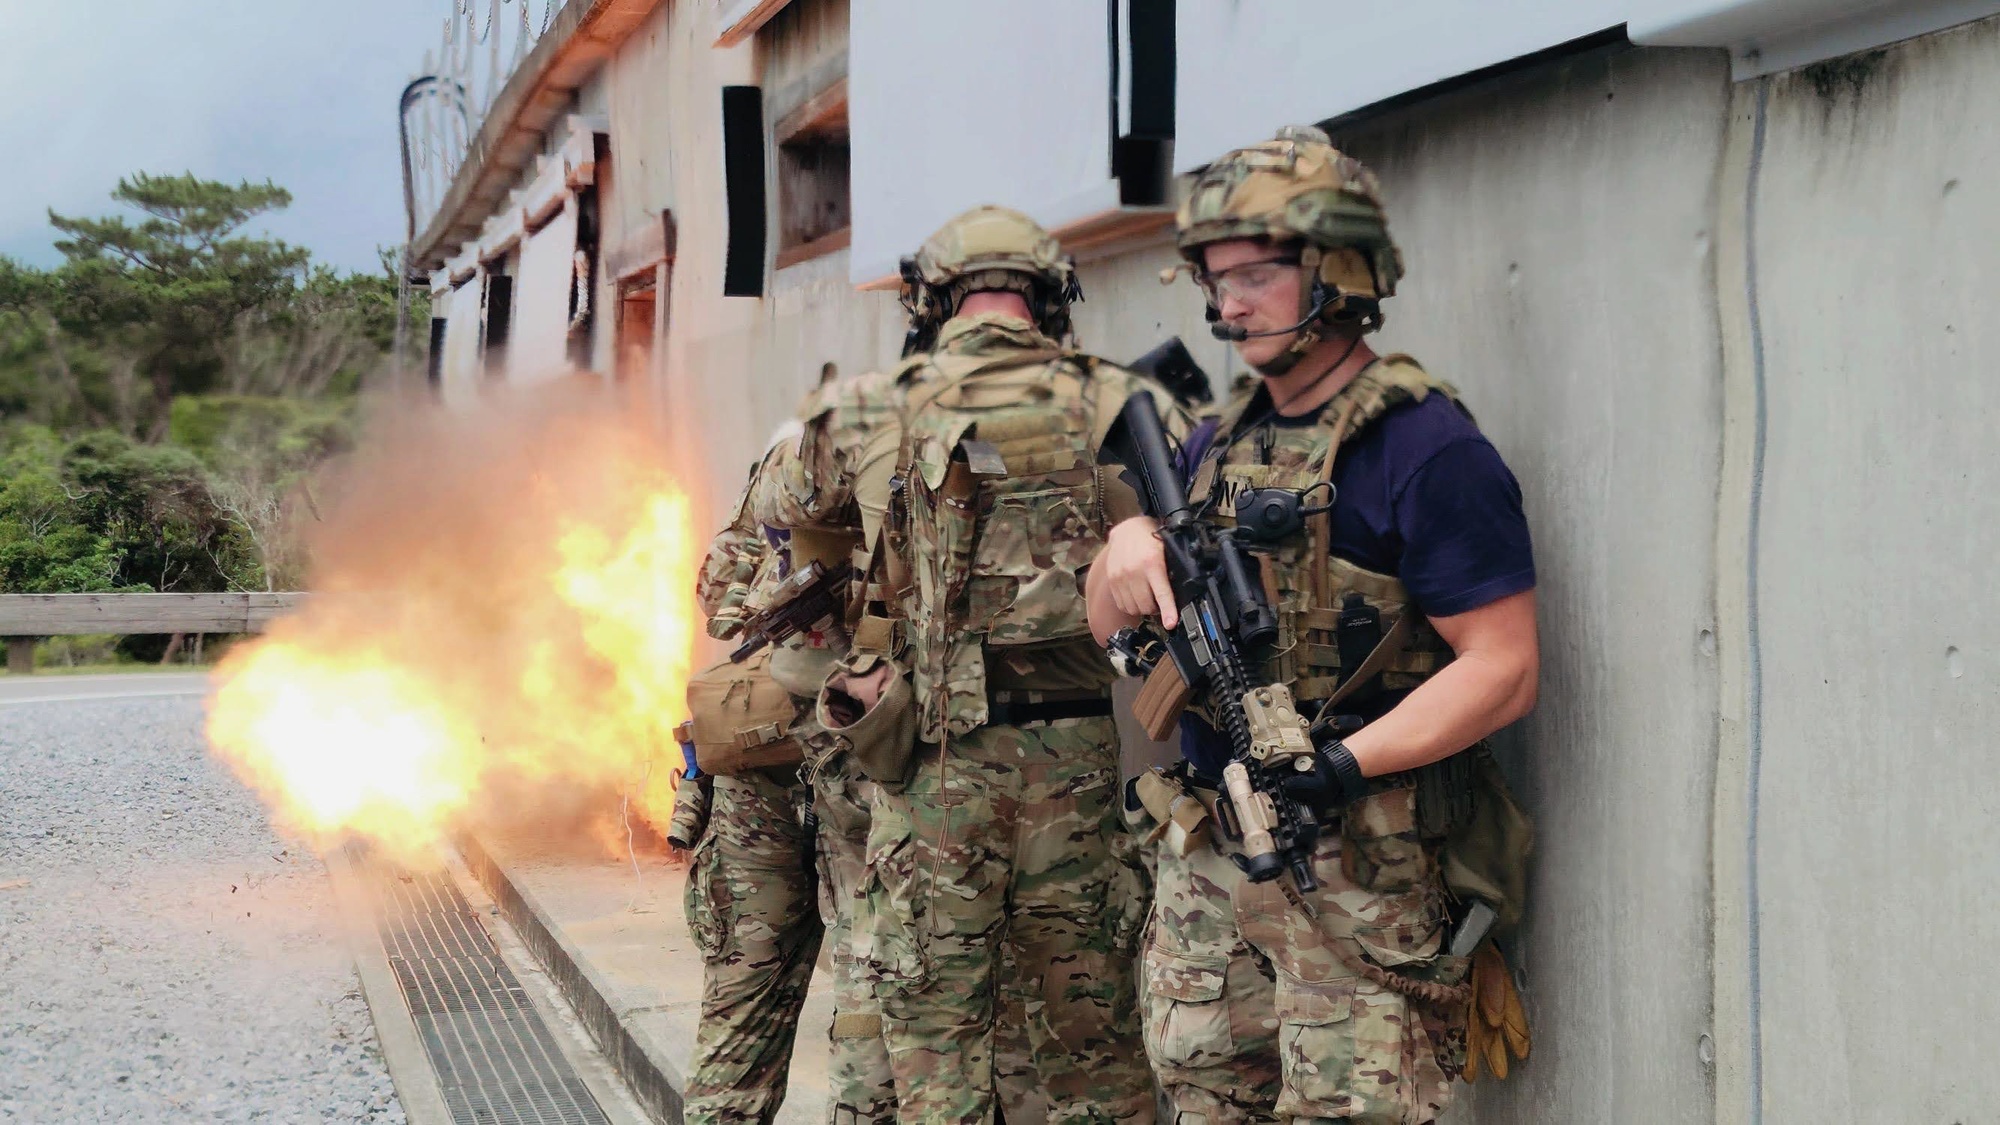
[1463,941,1531,1081]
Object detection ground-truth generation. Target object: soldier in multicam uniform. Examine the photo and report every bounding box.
[811,205,1180,1124]
[682,465,844,1125]
[747,240,1051,1125]
[1085,127,1540,1124]
[738,371,914,1125]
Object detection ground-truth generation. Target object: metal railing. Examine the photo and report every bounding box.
[401,0,564,243]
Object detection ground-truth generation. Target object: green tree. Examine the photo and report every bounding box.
[58,429,257,593]
[46,173,310,438]
[0,173,429,600]
[0,426,131,594]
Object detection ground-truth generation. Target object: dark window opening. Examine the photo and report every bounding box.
[722,85,768,297]
[571,132,609,370]
[774,79,851,268]
[481,271,513,379]
[426,317,447,393]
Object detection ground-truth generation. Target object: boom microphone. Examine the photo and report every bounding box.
[1209,289,1336,341]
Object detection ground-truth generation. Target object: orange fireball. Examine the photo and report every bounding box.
[204,385,704,866]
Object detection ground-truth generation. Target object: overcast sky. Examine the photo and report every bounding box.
[0,1,453,275]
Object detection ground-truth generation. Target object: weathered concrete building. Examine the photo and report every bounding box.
[407,2,2000,1121]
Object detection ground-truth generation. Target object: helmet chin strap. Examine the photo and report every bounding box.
[1251,321,1322,376]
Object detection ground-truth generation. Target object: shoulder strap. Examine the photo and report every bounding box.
[1305,354,1456,613]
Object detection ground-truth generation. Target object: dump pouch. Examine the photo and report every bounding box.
[815,653,922,790]
[1439,747,1535,936]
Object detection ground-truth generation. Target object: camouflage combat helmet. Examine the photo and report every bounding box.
[1175,126,1402,372]
[899,205,1083,355]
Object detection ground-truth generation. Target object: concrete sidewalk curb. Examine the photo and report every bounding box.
[458,832,687,1125]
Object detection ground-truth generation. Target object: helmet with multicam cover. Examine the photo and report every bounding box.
[899,205,1083,355]
[1174,126,1402,371]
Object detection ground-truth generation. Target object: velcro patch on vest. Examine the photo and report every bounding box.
[961,439,1008,477]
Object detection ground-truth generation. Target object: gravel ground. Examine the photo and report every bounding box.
[0,688,405,1124]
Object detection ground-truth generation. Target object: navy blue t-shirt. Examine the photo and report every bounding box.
[1176,385,1534,775]
[1273,389,1534,617]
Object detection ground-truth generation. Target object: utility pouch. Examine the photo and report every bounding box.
[851,613,905,659]
[665,774,711,851]
[1334,592,1384,707]
[1132,659,1196,742]
[1414,749,1478,839]
[816,653,922,790]
[684,648,807,775]
[1131,766,1211,857]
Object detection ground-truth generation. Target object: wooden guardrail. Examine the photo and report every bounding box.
[0,593,306,674]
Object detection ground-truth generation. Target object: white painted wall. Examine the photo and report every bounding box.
[847,0,1114,282]
[437,278,484,408]
[510,203,579,382]
[1174,0,2000,166]
[602,2,906,549]
[1175,0,1619,168]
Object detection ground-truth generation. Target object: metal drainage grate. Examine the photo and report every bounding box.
[366,859,611,1125]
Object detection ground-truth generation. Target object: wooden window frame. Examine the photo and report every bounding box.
[772,77,851,270]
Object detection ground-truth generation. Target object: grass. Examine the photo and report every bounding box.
[11,633,237,676]
[5,662,216,677]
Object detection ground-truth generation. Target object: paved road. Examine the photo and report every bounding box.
[0,674,405,1123]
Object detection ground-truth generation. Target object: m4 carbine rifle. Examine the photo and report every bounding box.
[728,560,853,663]
[1098,389,1337,890]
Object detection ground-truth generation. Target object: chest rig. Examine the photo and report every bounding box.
[884,335,1117,741]
[1187,356,1463,712]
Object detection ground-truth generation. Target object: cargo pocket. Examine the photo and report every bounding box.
[1142,947,1234,1070]
[1342,785,1432,896]
[1275,975,1356,1116]
[683,834,731,962]
[1104,827,1152,958]
[852,792,927,993]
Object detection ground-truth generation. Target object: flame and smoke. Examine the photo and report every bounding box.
[205,380,706,865]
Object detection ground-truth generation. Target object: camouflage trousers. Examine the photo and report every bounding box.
[816,752,1050,1124]
[684,768,823,1125]
[1141,784,1468,1124]
[814,757,900,1124]
[854,716,1155,1124]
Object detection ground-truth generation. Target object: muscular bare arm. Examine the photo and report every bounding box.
[1343,589,1538,776]
[1085,520,1538,776]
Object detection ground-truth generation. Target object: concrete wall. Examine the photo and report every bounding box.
[1346,46,1735,1123]
[1328,20,2000,1122]
[600,2,904,535]
[1731,17,2000,1122]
